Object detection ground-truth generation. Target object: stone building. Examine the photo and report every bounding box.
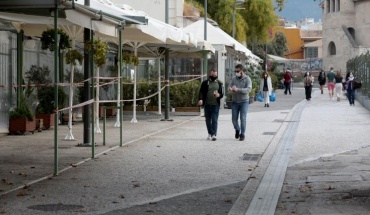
[321,0,370,72]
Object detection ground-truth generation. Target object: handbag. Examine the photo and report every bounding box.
[269,92,276,102]
[257,92,263,102]
[353,79,362,89]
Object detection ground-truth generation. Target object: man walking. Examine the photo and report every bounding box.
[283,69,292,95]
[327,67,336,100]
[228,64,252,141]
[198,69,223,141]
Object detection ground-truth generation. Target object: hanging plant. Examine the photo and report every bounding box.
[66,49,83,66]
[84,38,108,67]
[122,51,139,66]
[41,28,71,52]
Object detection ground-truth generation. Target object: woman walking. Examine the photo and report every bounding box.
[259,71,273,107]
[334,71,343,101]
[346,72,356,106]
[304,72,313,101]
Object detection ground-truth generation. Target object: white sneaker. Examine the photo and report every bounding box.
[207,134,211,140]
[211,135,217,141]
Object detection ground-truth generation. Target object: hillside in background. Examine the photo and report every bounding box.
[276,0,322,22]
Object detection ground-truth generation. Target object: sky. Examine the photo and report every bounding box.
[276,0,323,22]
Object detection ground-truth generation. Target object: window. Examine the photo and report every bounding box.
[328,42,336,56]
[327,0,330,13]
[337,0,340,11]
[348,27,355,40]
[332,0,335,12]
[305,47,318,58]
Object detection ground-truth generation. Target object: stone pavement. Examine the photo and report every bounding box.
[1,86,370,215]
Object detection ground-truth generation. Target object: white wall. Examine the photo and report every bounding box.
[110,0,184,27]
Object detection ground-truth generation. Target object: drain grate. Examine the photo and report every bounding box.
[28,204,84,212]
[241,153,261,161]
[263,132,276,135]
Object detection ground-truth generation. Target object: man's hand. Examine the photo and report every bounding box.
[232,86,238,92]
[198,100,203,106]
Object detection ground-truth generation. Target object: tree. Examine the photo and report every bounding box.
[187,0,280,44]
[270,31,288,57]
[242,0,278,44]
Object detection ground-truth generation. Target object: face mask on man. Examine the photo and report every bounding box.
[235,72,241,77]
[209,76,217,81]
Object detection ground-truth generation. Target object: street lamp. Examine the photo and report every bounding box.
[232,0,245,39]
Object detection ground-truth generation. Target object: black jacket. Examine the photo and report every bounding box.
[198,78,224,106]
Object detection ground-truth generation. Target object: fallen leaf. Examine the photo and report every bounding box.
[132,181,140,188]
[224,199,232,203]
[112,201,118,204]
[145,210,155,213]
[70,164,77,167]
[42,194,47,197]
[9,171,14,174]
[157,146,161,147]
[120,194,125,199]
[183,156,186,158]
[30,167,35,169]
[1,179,7,183]
[326,185,335,190]
[248,176,256,179]
[149,202,157,205]
[84,185,90,188]
[23,185,30,189]
[16,192,25,197]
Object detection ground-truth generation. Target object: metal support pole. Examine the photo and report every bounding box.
[90,30,95,158]
[118,29,123,147]
[16,30,24,107]
[202,0,208,82]
[83,0,91,145]
[163,0,172,121]
[53,7,59,176]
[232,3,236,39]
[103,107,106,146]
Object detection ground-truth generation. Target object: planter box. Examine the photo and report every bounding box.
[99,107,117,118]
[123,106,144,111]
[9,118,36,135]
[174,107,200,112]
[36,113,55,129]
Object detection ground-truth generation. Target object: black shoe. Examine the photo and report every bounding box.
[267,104,269,107]
[289,92,292,95]
[264,104,267,107]
[235,131,240,139]
[239,134,245,141]
[284,92,287,95]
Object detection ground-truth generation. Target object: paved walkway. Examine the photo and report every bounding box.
[1,86,370,215]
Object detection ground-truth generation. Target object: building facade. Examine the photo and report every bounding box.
[322,0,370,72]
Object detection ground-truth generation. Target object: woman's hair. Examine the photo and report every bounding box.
[261,71,269,78]
[336,71,342,77]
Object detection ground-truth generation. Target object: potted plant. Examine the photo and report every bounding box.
[9,101,36,135]
[25,65,67,129]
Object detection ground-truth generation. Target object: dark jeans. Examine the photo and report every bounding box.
[347,89,355,104]
[204,104,220,136]
[284,82,291,94]
[305,85,312,100]
[232,101,249,136]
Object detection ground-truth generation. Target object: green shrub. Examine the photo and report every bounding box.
[9,101,34,120]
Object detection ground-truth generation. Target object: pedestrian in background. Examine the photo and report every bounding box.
[318,69,326,94]
[346,72,356,106]
[327,67,336,100]
[283,69,292,95]
[304,72,313,101]
[259,71,273,107]
[334,70,343,101]
[228,64,252,141]
[198,69,223,141]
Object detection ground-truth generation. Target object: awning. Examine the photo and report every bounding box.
[0,1,147,38]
